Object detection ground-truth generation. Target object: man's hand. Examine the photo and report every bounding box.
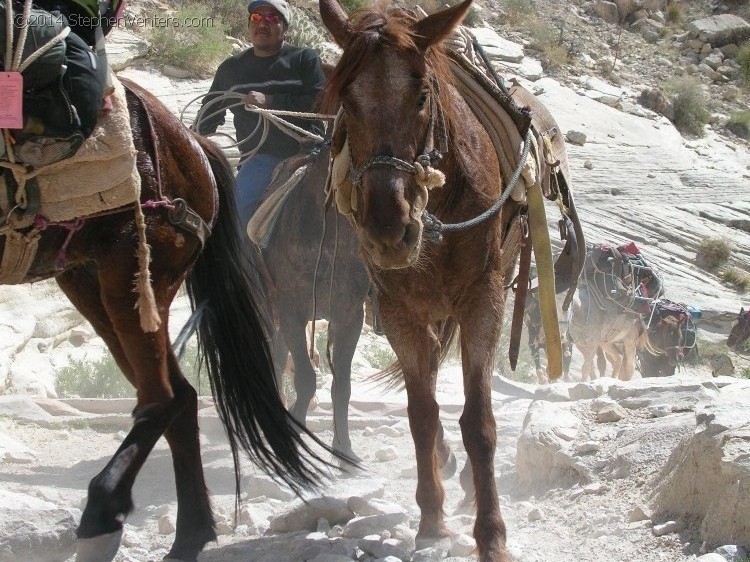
[245,91,270,107]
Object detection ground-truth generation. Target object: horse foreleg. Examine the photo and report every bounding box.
[620,332,638,381]
[329,307,364,461]
[385,316,448,542]
[577,344,597,382]
[459,309,508,562]
[405,377,447,542]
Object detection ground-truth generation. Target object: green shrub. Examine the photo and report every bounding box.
[722,267,750,292]
[56,355,135,398]
[173,0,247,39]
[527,18,569,70]
[338,0,366,14]
[287,5,329,53]
[738,41,750,85]
[55,343,207,398]
[666,77,709,136]
[665,3,683,25]
[315,330,331,374]
[696,236,733,271]
[727,110,750,139]
[501,0,535,26]
[361,340,397,370]
[148,4,232,76]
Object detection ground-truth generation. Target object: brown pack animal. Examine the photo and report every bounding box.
[568,244,655,381]
[637,299,698,377]
[727,307,750,351]
[0,79,334,561]
[318,0,557,557]
[254,143,370,460]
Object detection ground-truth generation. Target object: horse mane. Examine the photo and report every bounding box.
[321,3,457,125]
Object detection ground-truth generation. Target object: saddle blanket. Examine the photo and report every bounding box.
[1,75,139,224]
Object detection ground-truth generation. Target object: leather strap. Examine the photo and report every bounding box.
[509,214,531,370]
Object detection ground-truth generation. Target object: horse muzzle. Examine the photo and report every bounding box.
[359,217,423,270]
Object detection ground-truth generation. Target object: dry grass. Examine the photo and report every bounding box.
[696,236,733,271]
[665,3,684,26]
[722,267,750,293]
[666,77,710,136]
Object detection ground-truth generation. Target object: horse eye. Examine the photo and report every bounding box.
[417,90,429,110]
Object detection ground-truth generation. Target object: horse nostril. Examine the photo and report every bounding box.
[403,222,419,248]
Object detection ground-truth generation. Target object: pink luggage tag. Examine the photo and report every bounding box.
[0,72,23,129]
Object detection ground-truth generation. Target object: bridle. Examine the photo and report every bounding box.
[348,83,448,191]
[345,81,532,243]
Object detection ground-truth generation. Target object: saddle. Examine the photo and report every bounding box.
[0,75,139,284]
[647,299,698,352]
[583,241,663,315]
[247,142,325,248]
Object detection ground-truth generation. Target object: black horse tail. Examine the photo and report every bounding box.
[185,136,344,496]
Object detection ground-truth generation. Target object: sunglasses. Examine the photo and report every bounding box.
[250,12,283,24]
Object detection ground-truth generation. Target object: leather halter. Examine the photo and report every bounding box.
[348,86,449,189]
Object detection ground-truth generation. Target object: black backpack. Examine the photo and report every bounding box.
[1,0,104,167]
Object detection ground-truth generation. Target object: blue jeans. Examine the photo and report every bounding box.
[236,154,283,228]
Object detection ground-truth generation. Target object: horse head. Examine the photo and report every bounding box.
[727,307,750,351]
[651,313,686,367]
[321,0,472,268]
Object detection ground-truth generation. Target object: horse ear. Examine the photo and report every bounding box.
[320,0,352,47]
[412,0,473,51]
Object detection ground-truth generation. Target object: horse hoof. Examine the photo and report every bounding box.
[415,533,453,551]
[440,450,457,480]
[76,529,122,562]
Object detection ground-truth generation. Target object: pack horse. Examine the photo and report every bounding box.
[319,0,580,558]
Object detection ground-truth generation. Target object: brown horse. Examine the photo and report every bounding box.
[320,0,526,558]
[637,299,697,377]
[568,243,659,381]
[0,80,331,561]
[568,289,647,381]
[727,307,750,351]
[256,143,370,460]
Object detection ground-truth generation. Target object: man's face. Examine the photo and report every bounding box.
[248,6,286,53]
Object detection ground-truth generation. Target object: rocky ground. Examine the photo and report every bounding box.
[2,1,750,561]
[1,340,750,562]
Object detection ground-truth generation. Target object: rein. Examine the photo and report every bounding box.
[422,129,532,243]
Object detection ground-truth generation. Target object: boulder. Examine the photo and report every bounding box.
[0,490,79,562]
[516,401,590,488]
[653,390,750,548]
[688,14,750,47]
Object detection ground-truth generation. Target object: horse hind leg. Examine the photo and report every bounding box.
[162,352,216,561]
[57,267,194,561]
[280,316,317,429]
